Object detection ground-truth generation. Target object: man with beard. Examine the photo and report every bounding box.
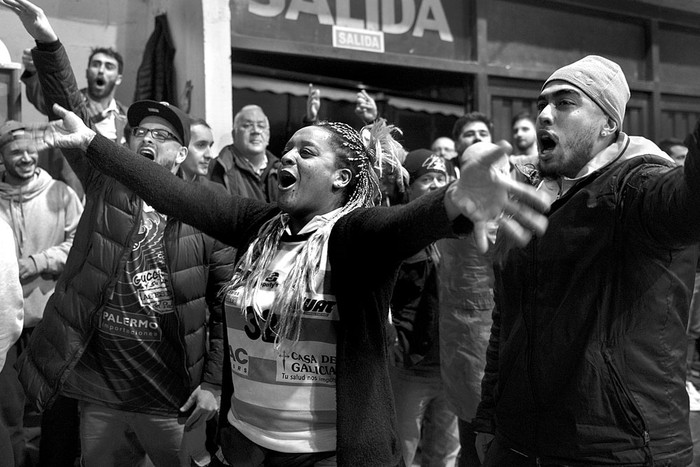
[5,7,236,466]
[0,120,82,467]
[438,111,498,467]
[208,105,280,203]
[510,112,538,157]
[473,55,700,466]
[21,45,127,199]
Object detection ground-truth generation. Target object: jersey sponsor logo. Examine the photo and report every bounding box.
[244,307,279,343]
[99,310,161,341]
[230,346,250,376]
[301,298,336,316]
[279,350,336,385]
[132,267,174,314]
[261,271,280,290]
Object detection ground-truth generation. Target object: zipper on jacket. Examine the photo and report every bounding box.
[603,349,653,463]
[162,218,192,391]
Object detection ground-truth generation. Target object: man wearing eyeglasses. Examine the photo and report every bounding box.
[4,5,237,462]
[208,105,281,202]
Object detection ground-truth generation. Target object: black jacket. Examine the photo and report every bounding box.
[475,133,700,465]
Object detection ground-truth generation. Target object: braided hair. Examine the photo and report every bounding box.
[224,119,404,348]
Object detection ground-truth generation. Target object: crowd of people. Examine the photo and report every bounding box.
[1,0,700,466]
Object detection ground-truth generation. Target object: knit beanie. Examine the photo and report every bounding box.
[542,55,630,129]
[403,149,447,184]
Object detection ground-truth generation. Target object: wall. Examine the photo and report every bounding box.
[0,0,233,152]
[0,0,151,124]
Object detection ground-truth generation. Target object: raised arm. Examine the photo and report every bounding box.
[636,120,700,247]
[30,104,277,247]
[3,0,94,184]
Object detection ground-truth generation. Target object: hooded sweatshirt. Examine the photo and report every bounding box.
[0,168,83,327]
[0,218,23,371]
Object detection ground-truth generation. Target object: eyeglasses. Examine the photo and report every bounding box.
[131,127,182,144]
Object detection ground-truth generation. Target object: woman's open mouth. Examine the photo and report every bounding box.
[279,170,297,189]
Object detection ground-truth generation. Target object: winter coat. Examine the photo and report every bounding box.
[17,39,235,413]
[209,144,281,203]
[77,132,469,466]
[474,131,700,466]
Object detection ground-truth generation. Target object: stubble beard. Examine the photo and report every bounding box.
[88,78,116,101]
[537,126,597,179]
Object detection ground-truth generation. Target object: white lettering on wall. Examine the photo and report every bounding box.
[285,0,334,25]
[249,0,285,17]
[247,0,454,43]
[413,0,453,42]
[382,0,414,35]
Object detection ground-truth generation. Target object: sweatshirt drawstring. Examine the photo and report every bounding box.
[8,187,26,257]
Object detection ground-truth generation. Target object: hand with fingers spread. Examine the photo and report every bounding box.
[444,141,550,253]
[1,0,58,43]
[355,89,378,124]
[27,103,96,153]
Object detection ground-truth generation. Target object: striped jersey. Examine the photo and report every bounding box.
[225,211,339,453]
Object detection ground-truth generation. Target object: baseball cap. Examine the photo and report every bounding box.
[0,121,27,149]
[403,149,447,184]
[127,100,190,146]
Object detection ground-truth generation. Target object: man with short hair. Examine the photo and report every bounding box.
[181,117,215,182]
[431,136,459,180]
[474,55,700,466]
[510,111,538,157]
[208,105,280,202]
[452,112,493,164]
[389,149,460,467]
[441,111,497,467]
[0,120,82,467]
[22,46,127,139]
[21,43,127,200]
[9,8,236,465]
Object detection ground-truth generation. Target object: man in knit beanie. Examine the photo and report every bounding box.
[472,55,700,466]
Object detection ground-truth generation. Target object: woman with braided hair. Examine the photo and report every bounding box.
[30,103,548,466]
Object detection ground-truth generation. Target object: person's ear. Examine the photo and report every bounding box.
[333,168,352,189]
[175,146,188,165]
[115,74,123,87]
[601,118,618,137]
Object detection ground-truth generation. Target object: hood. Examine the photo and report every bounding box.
[0,169,53,257]
[0,168,53,201]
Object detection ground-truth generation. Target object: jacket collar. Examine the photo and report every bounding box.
[540,132,674,199]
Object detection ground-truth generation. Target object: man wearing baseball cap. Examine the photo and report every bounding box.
[5,5,236,465]
[388,149,461,467]
[0,119,82,466]
[472,55,700,465]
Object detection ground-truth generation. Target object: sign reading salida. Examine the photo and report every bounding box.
[332,26,384,53]
[248,0,454,45]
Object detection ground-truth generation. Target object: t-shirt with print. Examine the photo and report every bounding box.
[225,211,340,453]
[62,203,186,416]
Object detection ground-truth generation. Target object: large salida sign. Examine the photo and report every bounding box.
[231,0,471,61]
